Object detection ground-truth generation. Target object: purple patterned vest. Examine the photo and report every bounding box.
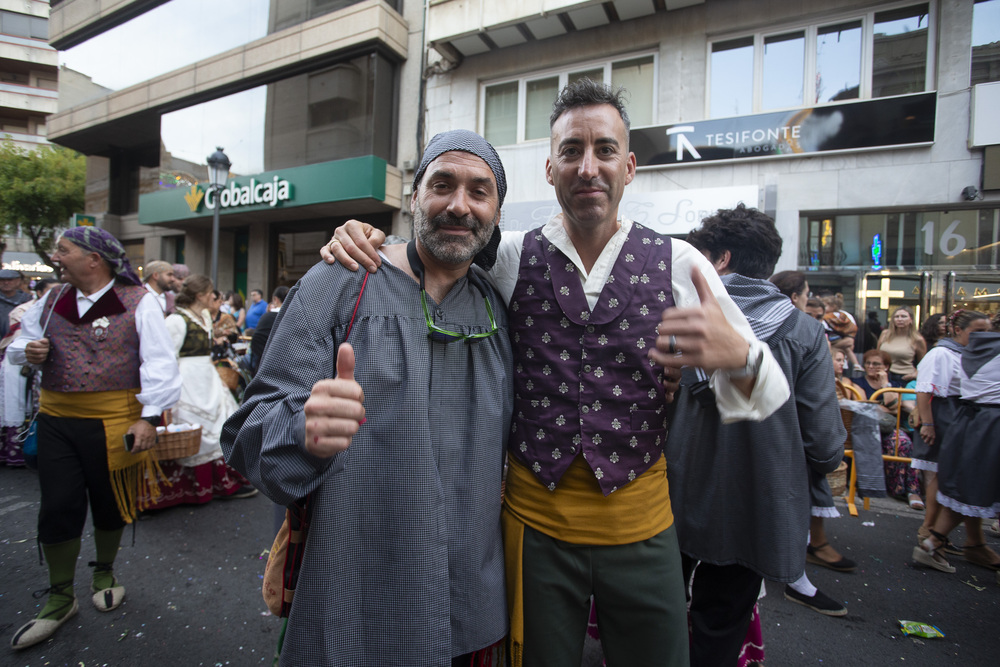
[41,284,145,393]
[508,223,675,495]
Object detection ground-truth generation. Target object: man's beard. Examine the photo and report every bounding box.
[413,208,495,265]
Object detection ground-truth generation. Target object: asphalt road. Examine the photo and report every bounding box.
[2,465,997,666]
[1,465,279,666]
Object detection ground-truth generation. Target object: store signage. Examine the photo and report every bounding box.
[631,92,936,167]
[183,176,292,213]
[2,259,53,274]
[139,156,389,226]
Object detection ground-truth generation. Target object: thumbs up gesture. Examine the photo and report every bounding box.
[304,343,366,457]
[648,267,751,373]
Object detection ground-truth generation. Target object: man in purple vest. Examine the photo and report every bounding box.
[322,79,790,666]
[8,227,181,650]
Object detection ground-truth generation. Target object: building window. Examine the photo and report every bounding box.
[972,0,1000,85]
[0,10,47,40]
[481,54,656,146]
[800,208,999,269]
[709,3,931,118]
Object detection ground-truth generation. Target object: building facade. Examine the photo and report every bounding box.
[47,0,422,297]
[422,0,1000,325]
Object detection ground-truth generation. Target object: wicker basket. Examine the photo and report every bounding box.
[827,460,848,497]
[153,410,201,460]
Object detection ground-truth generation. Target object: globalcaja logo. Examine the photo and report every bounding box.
[183,177,292,214]
[184,186,205,213]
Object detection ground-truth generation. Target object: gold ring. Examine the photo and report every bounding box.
[328,239,341,250]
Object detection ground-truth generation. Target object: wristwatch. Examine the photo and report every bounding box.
[727,339,765,379]
[141,415,163,428]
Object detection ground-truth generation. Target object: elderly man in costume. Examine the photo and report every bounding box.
[223,130,513,666]
[323,80,789,667]
[8,227,181,650]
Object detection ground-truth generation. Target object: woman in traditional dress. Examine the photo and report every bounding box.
[911,310,990,552]
[913,311,1000,573]
[877,306,927,385]
[144,275,256,508]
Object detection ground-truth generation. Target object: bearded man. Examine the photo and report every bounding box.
[222,130,513,666]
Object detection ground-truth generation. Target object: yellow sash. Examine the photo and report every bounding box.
[502,455,673,664]
[40,388,166,522]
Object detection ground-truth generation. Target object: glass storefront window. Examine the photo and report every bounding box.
[816,21,862,103]
[762,32,804,110]
[710,37,754,118]
[872,4,929,98]
[972,0,1000,85]
[800,209,999,270]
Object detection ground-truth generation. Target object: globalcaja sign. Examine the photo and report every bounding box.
[630,92,936,168]
[138,156,390,225]
[203,175,291,210]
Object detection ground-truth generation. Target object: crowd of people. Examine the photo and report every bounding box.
[4,78,998,666]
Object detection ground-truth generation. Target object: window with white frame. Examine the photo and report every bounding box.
[972,0,1000,85]
[709,3,931,118]
[481,54,656,147]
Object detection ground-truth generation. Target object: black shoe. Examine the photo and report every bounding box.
[806,543,858,572]
[228,485,258,499]
[784,585,847,617]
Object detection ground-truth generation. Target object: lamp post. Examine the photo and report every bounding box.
[206,147,231,288]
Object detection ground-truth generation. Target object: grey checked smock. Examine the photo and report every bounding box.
[222,259,513,666]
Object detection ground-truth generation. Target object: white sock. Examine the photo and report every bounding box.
[789,573,817,597]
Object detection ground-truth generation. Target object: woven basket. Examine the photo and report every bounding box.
[827,460,848,497]
[153,426,201,460]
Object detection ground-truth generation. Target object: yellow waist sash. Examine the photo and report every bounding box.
[40,388,166,522]
[502,454,673,665]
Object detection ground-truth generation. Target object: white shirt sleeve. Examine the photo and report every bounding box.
[134,293,182,417]
[5,291,52,366]
[670,240,790,422]
[915,346,957,397]
[491,230,527,306]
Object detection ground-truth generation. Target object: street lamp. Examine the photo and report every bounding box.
[206,146,231,287]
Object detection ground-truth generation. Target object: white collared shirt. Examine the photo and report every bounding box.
[144,282,168,313]
[8,279,181,417]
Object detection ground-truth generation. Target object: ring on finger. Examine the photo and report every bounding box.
[667,334,679,355]
[328,239,341,251]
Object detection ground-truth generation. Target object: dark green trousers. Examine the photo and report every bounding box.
[521,524,689,667]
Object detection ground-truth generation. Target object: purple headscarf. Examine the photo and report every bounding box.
[60,227,142,286]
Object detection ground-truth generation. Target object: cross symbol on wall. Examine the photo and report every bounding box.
[865,278,905,310]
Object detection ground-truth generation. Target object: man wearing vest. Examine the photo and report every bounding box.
[8,227,181,650]
[323,79,790,666]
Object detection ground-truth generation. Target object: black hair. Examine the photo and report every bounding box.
[271,286,289,303]
[550,78,630,133]
[686,203,783,279]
